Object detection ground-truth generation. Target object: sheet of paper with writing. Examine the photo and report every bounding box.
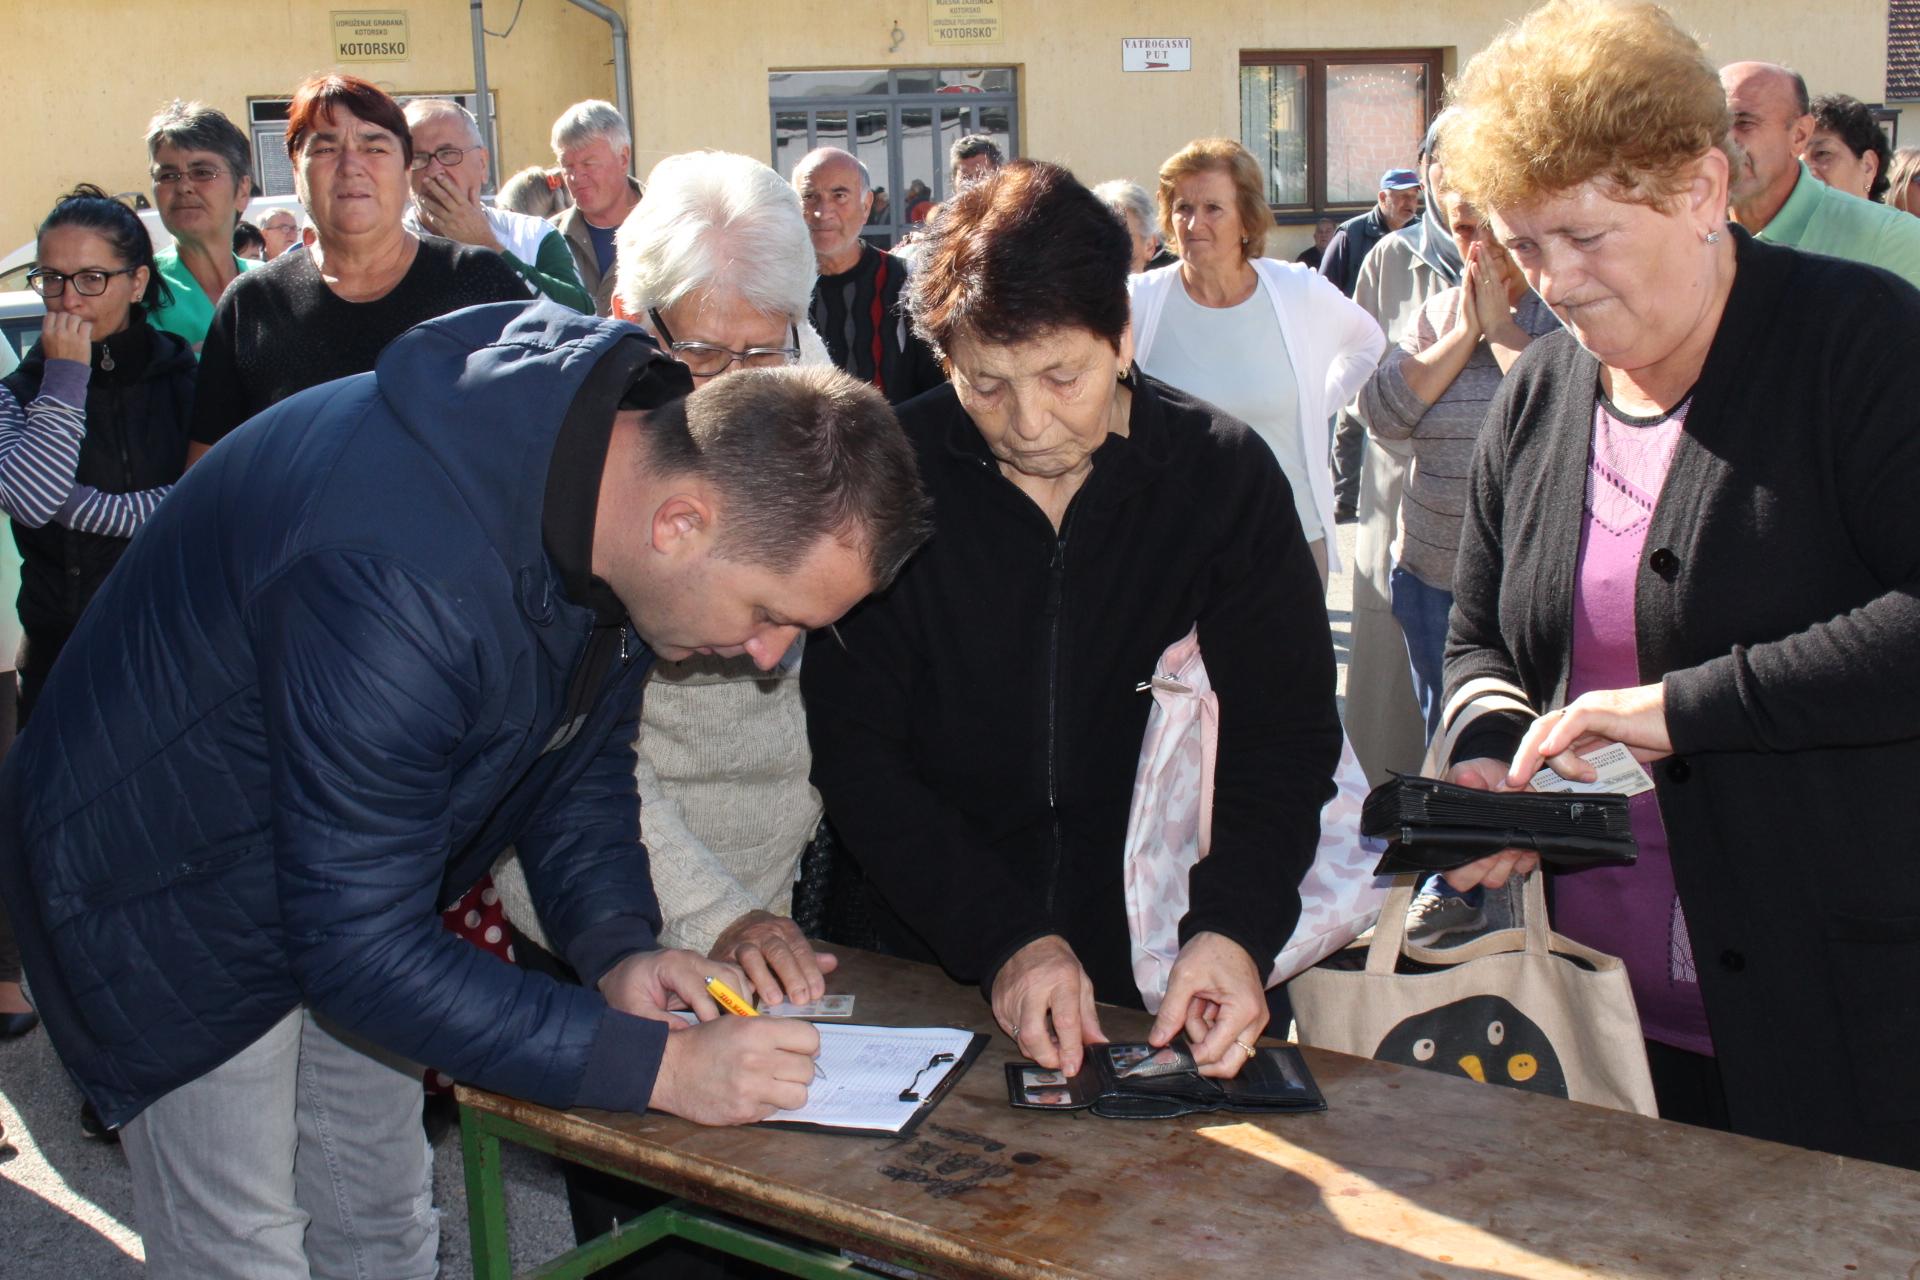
[763,1023,981,1135]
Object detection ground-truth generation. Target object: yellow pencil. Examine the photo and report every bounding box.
[705,975,827,1078]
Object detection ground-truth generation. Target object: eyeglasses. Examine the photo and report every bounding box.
[152,165,229,187]
[409,145,482,172]
[27,267,139,298]
[649,309,801,377]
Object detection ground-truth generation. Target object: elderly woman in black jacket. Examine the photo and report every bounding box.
[803,161,1340,1079]
[1437,0,1920,1168]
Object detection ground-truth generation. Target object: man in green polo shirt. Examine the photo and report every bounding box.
[145,101,262,349]
[1723,61,1920,289]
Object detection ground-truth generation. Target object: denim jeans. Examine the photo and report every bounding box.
[1389,563,1453,744]
[120,1006,437,1280]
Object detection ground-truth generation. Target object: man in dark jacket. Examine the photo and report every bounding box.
[1319,168,1424,298]
[793,147,947,405]
[0,302,929,1277]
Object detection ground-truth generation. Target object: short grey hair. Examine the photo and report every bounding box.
[145,100,253,191]
[551,99,630,157]
[616,150,817,325]
[1091,179,1155,241]
[403,97,482,146]
[792,147,871,195]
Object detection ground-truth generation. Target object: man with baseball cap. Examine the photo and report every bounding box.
[1319,167,1424,298]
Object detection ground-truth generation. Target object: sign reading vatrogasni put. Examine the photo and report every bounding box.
[1123,38,1192,72]
[929,0,1002,46]
[331,10,411,62]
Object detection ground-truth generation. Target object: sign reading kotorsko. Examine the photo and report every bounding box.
[929,0,1002,46]
[332,10,410,62]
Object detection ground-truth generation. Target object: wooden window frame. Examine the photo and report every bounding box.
[1240,48,1442,221]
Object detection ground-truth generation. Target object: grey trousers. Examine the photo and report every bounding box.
[1331,409,1368,512]
[120,1006,437,1280]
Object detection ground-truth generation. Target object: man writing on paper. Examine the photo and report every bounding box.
[0,302,931,1279]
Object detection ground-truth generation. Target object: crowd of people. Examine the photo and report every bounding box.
[0,0,1917,1273]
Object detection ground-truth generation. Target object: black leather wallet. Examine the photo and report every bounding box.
[1005,1040,1326,1119]
[1361,772,1637,875]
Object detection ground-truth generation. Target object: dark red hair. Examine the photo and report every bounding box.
[284,73,413,165]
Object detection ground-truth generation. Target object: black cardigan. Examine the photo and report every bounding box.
[1446,227,1920,1168]
[803,373,1340,1007]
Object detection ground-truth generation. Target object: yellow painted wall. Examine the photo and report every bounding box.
[2,0,1899,259]
[0,0,614,250]
[622,0,1902,258]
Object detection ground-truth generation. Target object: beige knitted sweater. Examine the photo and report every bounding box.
[492,645,822,958]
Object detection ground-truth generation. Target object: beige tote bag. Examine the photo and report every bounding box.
[1290,674,1657,1116]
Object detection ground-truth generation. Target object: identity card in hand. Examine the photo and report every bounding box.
[1529,741,1656,797]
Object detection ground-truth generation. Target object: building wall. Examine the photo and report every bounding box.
[1,0,1899,259]
[623,0,1903,257]
[0,0,614,252]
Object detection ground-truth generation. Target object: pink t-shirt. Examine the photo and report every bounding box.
[1550,395,1714,1056]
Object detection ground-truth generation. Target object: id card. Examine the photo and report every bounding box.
[1528,741,1656,797]
[761,994,855,1018]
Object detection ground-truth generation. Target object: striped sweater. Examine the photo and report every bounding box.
[0,358,172,539]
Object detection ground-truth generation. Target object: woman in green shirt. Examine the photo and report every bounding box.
[144,101,258,349]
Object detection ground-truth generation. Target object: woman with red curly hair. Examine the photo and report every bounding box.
[1437,0,1920,1168]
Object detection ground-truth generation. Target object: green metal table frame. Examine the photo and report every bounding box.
[460,1099,881,1279]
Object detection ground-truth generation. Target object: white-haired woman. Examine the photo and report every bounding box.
[1091,178,1163,274]
[493,147,837,1276]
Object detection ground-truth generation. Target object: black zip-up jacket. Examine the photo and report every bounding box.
[3,316,195,706]
[1446,227,1920,1168]
[803,372,1340,1006]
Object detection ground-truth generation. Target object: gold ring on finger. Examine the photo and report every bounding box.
[1234,1038,1257,1059]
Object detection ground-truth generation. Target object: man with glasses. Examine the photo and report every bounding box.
[402,98,591,312]
[144,101,258,348]
[550,100,644,316]
[792,147,945,406]
[257,209,301,259]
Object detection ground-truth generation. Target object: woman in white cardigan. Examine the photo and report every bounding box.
[1130,139,1385,584]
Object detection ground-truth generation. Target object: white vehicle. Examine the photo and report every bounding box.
[0,194,306,294]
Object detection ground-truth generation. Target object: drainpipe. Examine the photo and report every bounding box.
[470,0,495,193]
[565,0,636,177]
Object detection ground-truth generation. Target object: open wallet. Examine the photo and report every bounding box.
[1360,773,1638,876]
[1005,1038,1326,1119]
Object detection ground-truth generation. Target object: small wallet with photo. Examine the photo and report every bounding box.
[1360,772,1637,875]
[1005,1039,1326,1119]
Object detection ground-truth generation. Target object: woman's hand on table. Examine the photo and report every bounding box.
[1504,683,1672,788]
[651,1015,822,1125]
[710,909,837,1008]
[1150,932,1267,1078]
[1438,758,1542,892]
[991,934,1106,1076]
[599,947,746,1028]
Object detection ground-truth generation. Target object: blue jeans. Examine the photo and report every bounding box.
[1389,563,1453,744]
[1390,564,1482,906]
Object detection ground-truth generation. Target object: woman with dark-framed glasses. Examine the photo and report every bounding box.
[0,185,198,1084]
[184,73,530,467]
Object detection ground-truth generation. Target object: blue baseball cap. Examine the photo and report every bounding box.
[1380,168,1421,191]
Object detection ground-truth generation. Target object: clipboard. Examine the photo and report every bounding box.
[757,1023,989,1138]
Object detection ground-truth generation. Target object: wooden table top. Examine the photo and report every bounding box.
[461,947,1920,1279]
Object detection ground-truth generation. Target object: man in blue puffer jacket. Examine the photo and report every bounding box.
[0,301,930,1278]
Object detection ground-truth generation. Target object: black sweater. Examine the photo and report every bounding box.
[1446,227,1920,1168]
[803,373,1340,1006]
[190,236,529,446]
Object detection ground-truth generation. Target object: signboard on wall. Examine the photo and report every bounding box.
[1123,38,1192,72]
[929,0,1002,46]
[331,10,410,62]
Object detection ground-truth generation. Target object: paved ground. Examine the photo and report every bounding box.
[0,525,1360,1276]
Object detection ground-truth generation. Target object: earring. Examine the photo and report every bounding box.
[1705,229,1723,245]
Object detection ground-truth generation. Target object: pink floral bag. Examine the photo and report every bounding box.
[1123,626,1388,1013]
